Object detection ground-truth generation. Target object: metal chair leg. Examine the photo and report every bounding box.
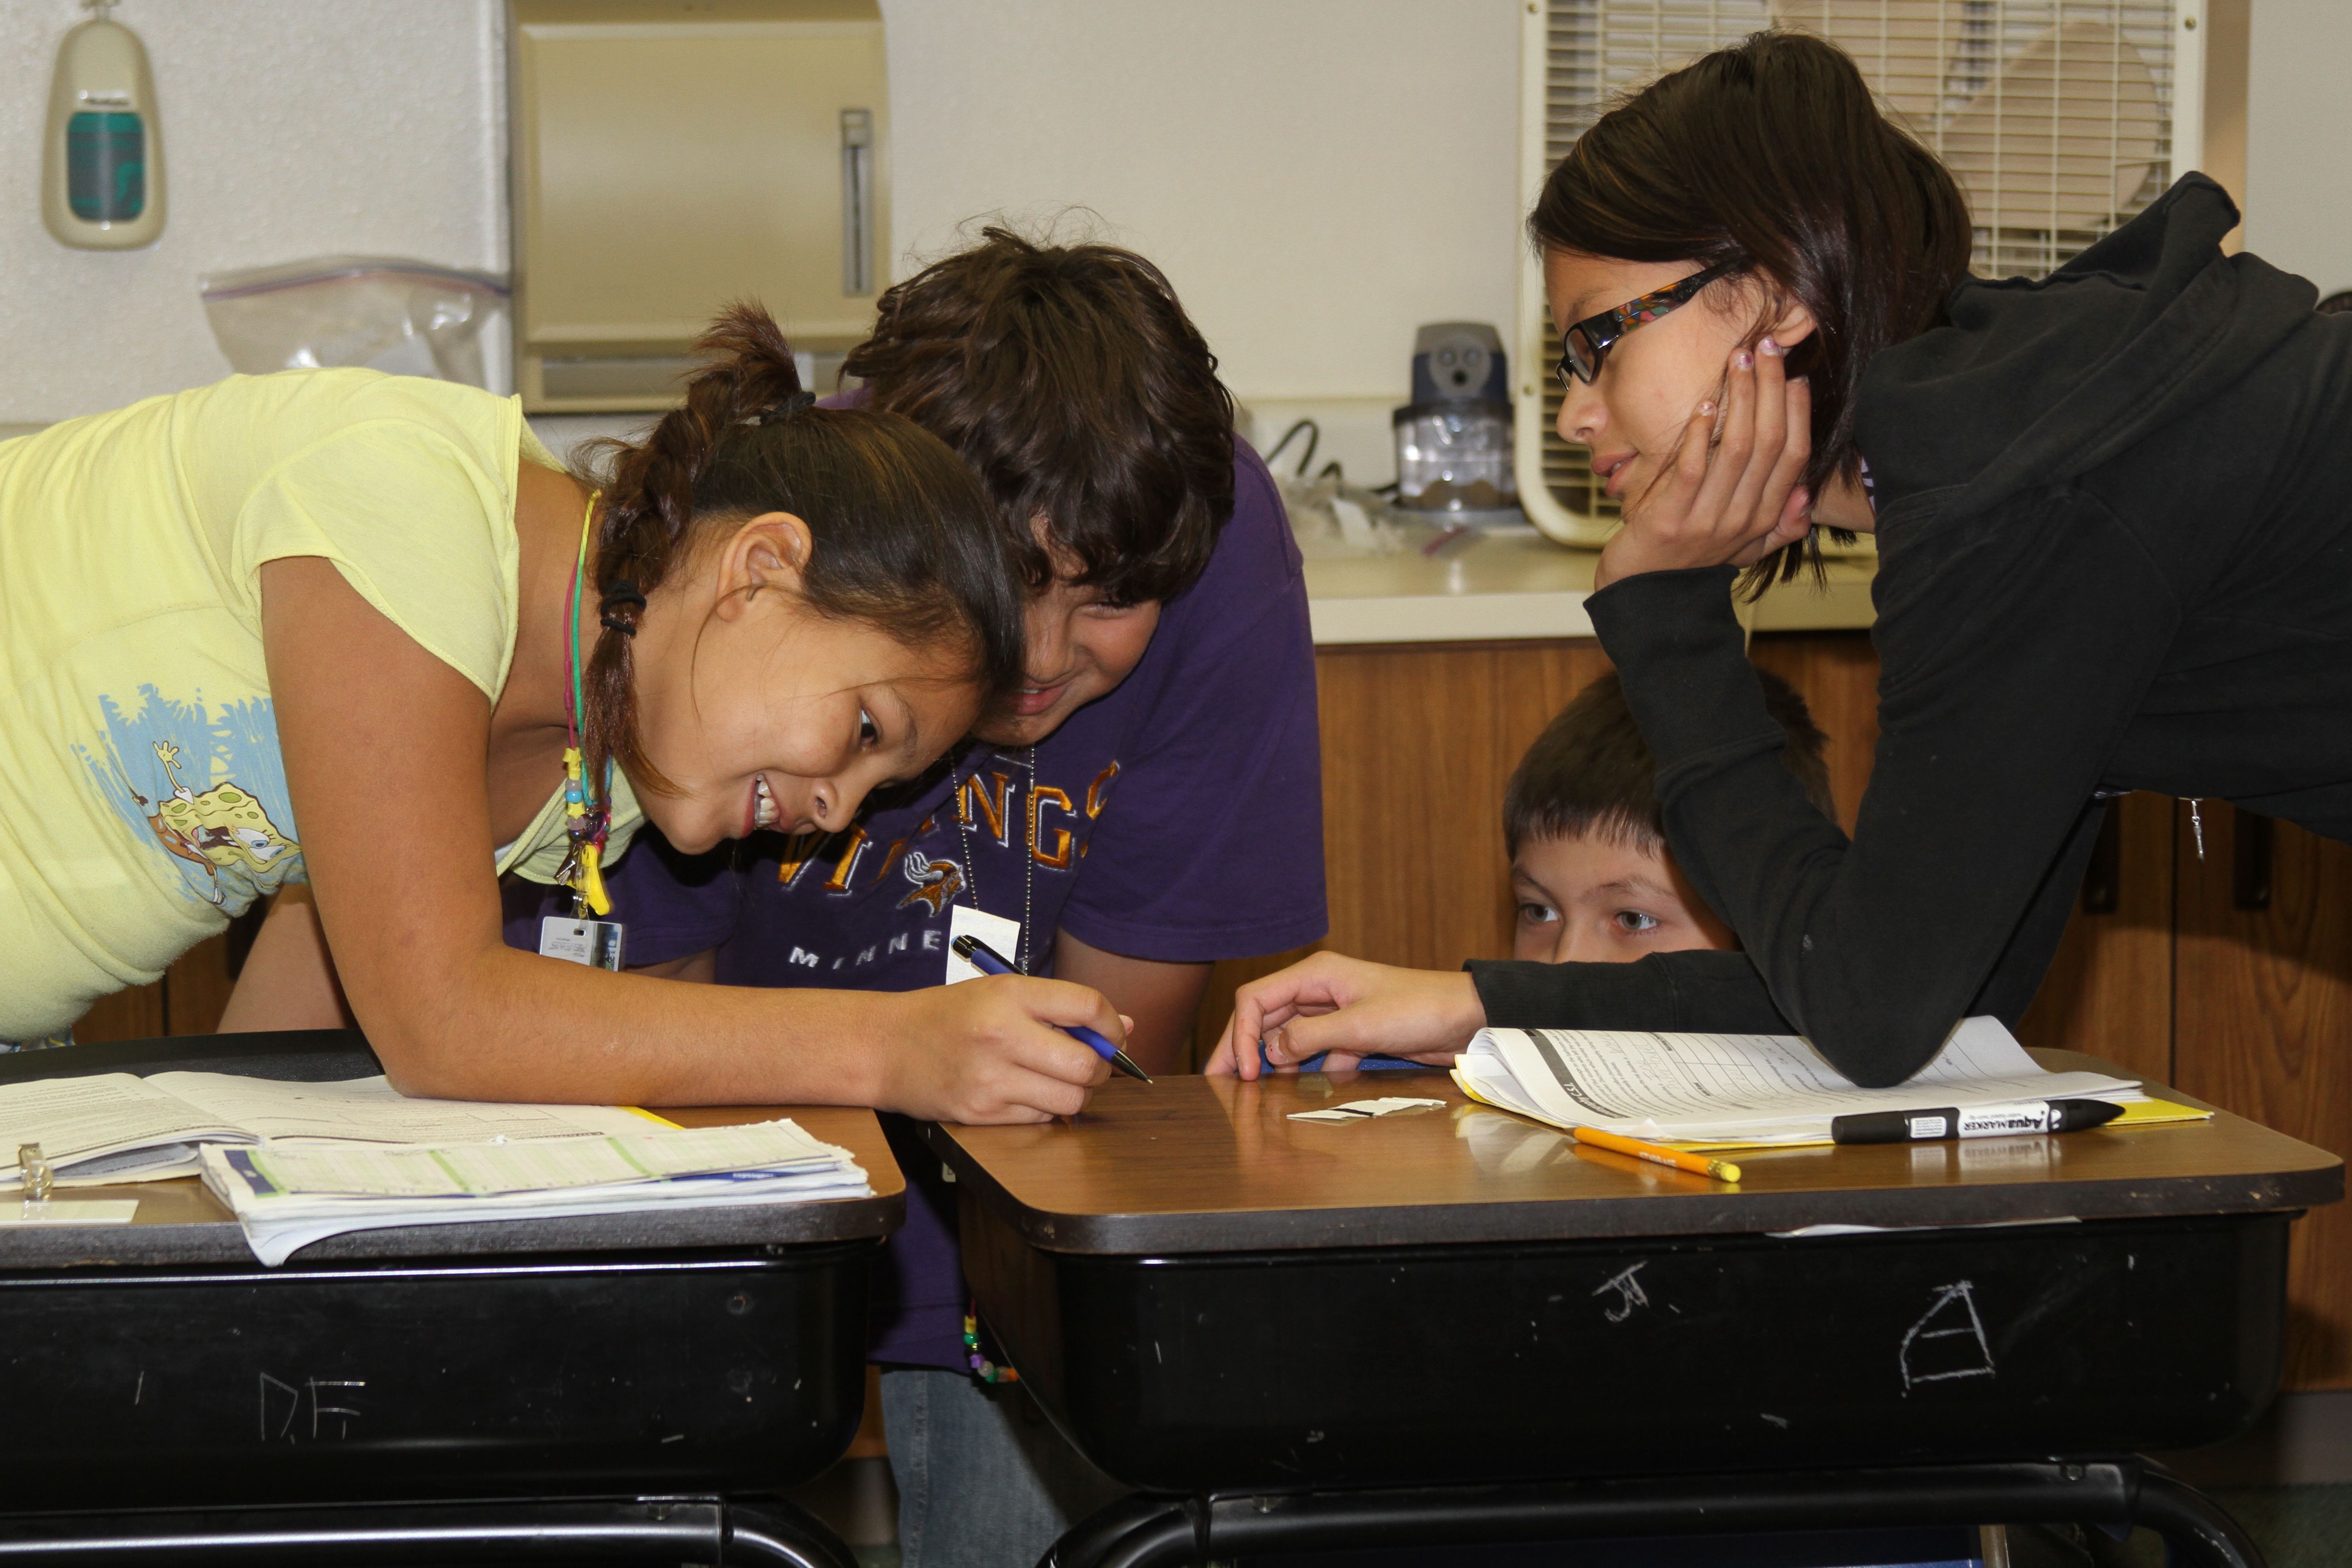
[722,1499,860,1568]
[0,1497,859,1567]
[1039,1493,1197,1568]
[2134,1470,2267,1568]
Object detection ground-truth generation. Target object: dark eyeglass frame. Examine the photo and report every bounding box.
[1556,260,1740,388]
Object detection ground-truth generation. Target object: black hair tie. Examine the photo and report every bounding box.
[599,581,647,637]
[743,389,817,428]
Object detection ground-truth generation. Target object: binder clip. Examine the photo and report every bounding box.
[18,1143,52,1203]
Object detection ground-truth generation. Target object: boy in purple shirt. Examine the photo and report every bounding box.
[575,230,1326,1567]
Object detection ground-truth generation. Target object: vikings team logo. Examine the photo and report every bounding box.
[897,850,964,915]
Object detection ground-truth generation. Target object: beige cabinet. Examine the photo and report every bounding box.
[510,0,889,411]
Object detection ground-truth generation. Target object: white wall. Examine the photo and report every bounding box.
[0,1,504,424]
[2244,0,2352,299]
[882,0,1523,477]
[884,0,1521,403]
[2,0,1523,474]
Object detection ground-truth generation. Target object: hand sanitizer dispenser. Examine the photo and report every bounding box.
[43,0,165,250]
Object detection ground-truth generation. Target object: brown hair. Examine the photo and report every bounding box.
[578,305,1026,792]
[1504,667,1833,858]
[1528,30,1973,591]
[843,225,1236,607]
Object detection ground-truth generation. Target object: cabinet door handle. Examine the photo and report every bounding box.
[2234,806,2274,911]
[2081,800,2122,913]
[840,108,875,297]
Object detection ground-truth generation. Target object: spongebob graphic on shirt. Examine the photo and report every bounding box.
[73,686,304,914]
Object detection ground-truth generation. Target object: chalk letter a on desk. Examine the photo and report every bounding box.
[1900,1280,1996,1393]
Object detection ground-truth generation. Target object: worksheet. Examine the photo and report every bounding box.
[0,1071,658,1189]
[0,1075,240,1173]
[147,1073,654,1146]
[1457,1017,2143,1142]
[199,1119,872,1266]
[230,1118,851,1199]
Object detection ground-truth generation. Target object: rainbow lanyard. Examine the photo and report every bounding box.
[559,491,614,917]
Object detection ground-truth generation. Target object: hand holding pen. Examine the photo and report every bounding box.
[952,935,1154,1084]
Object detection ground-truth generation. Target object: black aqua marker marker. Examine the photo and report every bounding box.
[1831,1098,2124,1145]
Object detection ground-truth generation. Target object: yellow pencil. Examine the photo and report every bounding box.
[1571,1125,1742,1184]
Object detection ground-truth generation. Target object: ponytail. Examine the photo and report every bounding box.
[576,304,1024,793]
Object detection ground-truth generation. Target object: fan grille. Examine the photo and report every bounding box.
[1531,0,2182,531]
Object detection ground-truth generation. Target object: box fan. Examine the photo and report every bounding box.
[1515,0,2208,547]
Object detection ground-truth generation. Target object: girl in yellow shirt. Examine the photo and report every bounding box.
[0,307,1123,1117]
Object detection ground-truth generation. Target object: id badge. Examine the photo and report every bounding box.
[540,915,626,971]
[944,905,1024,985]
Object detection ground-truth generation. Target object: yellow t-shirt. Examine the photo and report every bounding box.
[0,369,642,1041]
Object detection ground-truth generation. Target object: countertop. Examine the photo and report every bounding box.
[1304,525,1877,646]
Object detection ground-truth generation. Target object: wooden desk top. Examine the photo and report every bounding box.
[0,1103,903,1271]
[925,1053,2344,1255]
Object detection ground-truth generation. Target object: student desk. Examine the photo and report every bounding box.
[0,1031,901,1566]
[926,1055,2342,1568]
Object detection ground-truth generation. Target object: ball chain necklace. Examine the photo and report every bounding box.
[953,741,1037,1387]
[953,744,1038,973]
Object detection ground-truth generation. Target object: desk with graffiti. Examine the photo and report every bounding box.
[927,1056,2340,1568]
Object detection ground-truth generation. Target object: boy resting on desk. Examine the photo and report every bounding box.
[1210,666,1833,1074]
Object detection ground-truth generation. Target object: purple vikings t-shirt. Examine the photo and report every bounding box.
[505,440,1326,1369]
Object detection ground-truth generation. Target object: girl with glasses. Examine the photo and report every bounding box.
[1215,28,2352,1093]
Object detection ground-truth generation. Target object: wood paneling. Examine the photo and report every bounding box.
[2014,793,2176,1086]
[161,936,236,1036]
[69,983,164,1045]
[2175,809,2352,1389]
[1746,630,1880,837]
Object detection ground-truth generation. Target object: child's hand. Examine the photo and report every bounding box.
[1206,954,1485,1080]
[879,976,1116,1123]
[1592,340,1812,591]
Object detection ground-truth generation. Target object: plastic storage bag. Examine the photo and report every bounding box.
[200,257,509,387]
[1257,417,1412,559]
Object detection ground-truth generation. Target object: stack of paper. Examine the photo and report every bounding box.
[0,1072,870,1264]
[1453,1016,2154,1148]
[0,1072,657,1189]
[199,1118,870,1265]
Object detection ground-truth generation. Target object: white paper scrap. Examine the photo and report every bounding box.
[1289,1097,1447,1124]
[944,905,1025,985]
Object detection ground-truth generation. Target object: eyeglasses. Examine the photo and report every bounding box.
[1556,261,1739,389]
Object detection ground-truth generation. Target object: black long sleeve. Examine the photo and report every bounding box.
[1472,485,2180,1088]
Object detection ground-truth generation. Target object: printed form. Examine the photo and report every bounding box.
[1458,1017,2142,1142]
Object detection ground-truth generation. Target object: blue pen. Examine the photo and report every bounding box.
[951,934,1154,1084]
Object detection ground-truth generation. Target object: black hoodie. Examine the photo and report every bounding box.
[1468,175,2352,1085]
